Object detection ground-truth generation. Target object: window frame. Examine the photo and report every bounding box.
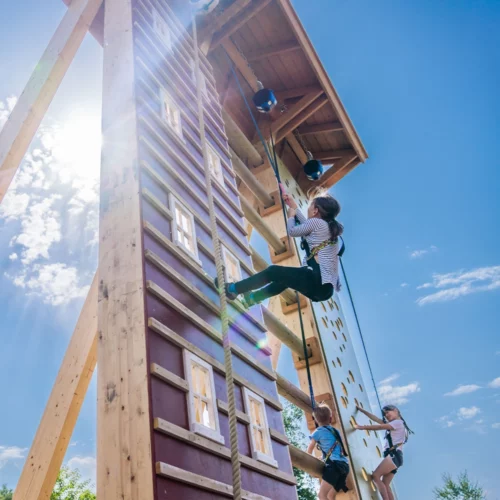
[152,9,172,51]
[183,350,224,445]
[206,142,225,188]
[242,387,278,468]
[190,59,209,99]
[160,88,183,138]
[169,193,202,265]
[221,245,242,284]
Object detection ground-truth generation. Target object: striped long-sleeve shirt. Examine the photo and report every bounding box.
[286,209,341,291]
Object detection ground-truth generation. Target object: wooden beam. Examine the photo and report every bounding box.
[286,133,308,165]
[231,147,275,208]
[247,40,301,62]
[221,39,260,92]
[261,306,307,359]
[301,154,359,192]
[210,0,273,51]
[97,0,154,497]
[275,95,328,143]
[199,0,251,42]
[289,445,323,478]
[311,148,356,161]
[298,120,343,136]
[275,0,368,162]
[270,90,324,137]
[240,196,287,255]
[275,373,313,413]
[275,84,322,101]
[0,0,103,204]
[13,276,98,500]
[222,109,263,167]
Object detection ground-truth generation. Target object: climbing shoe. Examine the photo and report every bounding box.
[214,277,239,301]
[240,292,259,309]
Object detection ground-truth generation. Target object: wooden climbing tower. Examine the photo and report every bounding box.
[0,0,387,499]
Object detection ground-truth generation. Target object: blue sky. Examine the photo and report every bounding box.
[1,0,499,499]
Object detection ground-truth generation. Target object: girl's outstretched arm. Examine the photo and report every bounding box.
[354,423,393,431]
[356,405,385,425]
[287,215,324,238]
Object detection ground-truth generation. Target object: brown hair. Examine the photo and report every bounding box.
[313,195,344,241]
[313,404,332,426]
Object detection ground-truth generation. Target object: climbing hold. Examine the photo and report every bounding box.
[190,0,219,15]
[303,152,324,181]
[252,81,277,113]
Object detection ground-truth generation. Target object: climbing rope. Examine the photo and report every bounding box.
[191,15,242,499]
[339,257,383,414]
[224,50,316,409]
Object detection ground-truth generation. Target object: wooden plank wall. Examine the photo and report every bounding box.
[131,0,297,497]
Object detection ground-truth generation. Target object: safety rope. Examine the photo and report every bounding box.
[224,49,316,410]
[339,258,383,413]
[192,15,242,499]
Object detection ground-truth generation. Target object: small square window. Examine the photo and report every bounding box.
[243,388,277,468]
[152,9,172,50]
[184,350,224,444]
[190,59,209,98]
[169,194,201,264]
[222,246,241,284]
[160,89,182,138]
[206,143,224,187]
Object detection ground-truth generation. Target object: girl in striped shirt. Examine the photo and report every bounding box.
[222,185,343,307]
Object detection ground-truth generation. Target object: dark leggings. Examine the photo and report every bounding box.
[234,263,333,303]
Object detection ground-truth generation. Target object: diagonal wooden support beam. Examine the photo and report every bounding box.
[275,95,328,143]
[286,133,308,165]
[209,0,273,51]
[221,39,260,92]
[246,40,301,62]
[275,85,322,101]
[14,275,98,500]
[310,148,355,161]
[298,120,343,136]
[301,153,359,191]
[269,90,324,138]
[0,0,103,204]
[199,0,251,43]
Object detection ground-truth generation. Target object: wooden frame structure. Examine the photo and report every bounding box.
[1,1,388,499]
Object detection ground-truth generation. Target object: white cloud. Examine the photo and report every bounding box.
[0,95,17,130]
[488,377,500,389]
[400,283,409,288]
[410,245,438,259]
[378,373,421,406]
[0,191,31,221]
[437,415,455,428]
[457,406,481,420]
[416,265,500,306]
[0,445,27,469]
[445,384,482,397]
[14,263,90,306]
[9,253,18,261]
[492,423,500,429]
[67,456,96,487]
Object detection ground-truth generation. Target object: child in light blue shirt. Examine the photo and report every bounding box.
[307,404,349,499]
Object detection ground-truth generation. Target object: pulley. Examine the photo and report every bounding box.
[252,81,277,113]
[303,151,324,181]
[190,0,219,14]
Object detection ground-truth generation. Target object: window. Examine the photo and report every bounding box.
[206,143,224,187]
[222,246,241,283]
[160,89,182,137]
[184,351,224,444]
[153,9,172,50]
[190,59,208,98]
[169,194,201,264]
[243,388,277,467]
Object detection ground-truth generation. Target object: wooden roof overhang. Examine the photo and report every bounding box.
[69,0,367,191]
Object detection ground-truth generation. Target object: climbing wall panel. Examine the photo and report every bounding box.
[132,0,297,497]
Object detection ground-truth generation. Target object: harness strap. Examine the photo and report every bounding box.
[306,239,337,261]
[320,427,348,462]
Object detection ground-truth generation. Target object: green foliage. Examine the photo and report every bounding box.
[0,484,13,500]
[282,401,318,500]
[434,471,485,500]
[50,466,95,500]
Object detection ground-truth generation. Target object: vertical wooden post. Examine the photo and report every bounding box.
[0,0,103,204]
[97,0,154,498]
[13,276,98,500]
